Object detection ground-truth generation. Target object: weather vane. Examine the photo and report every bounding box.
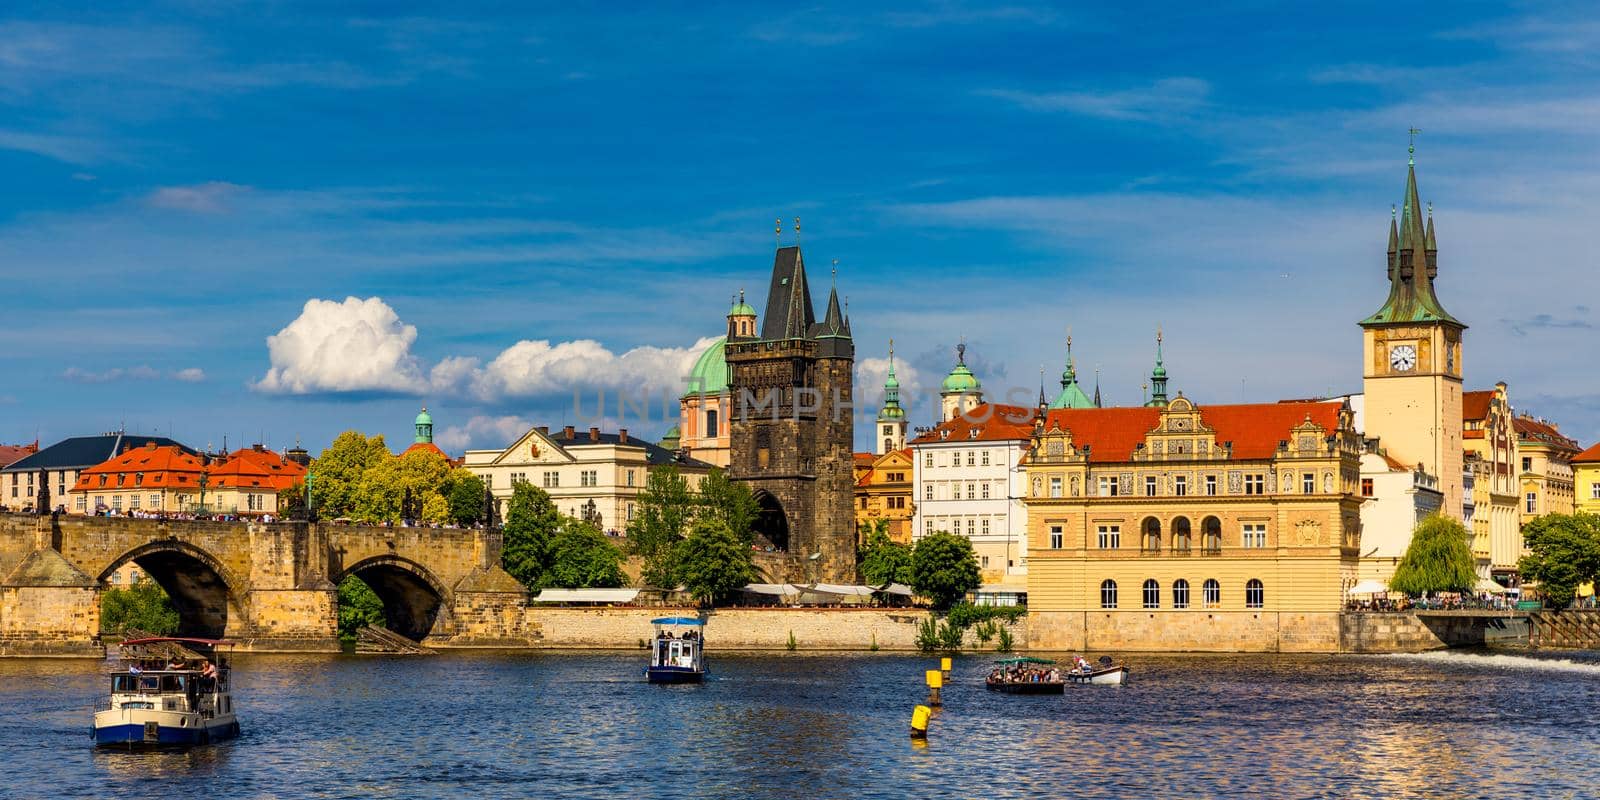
[1408,126,1422,164]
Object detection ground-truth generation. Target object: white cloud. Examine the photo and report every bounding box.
[62,365,204,383]
[173,367,206,383]
[467,336,720,401]
[146,182,250,214]
[980,77,1211,121]
[255,297,426,395]
[856,356,924,413]
[434,414,532,451]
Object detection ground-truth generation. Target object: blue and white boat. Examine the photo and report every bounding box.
[646,617,706,684]
[93,637,240,747]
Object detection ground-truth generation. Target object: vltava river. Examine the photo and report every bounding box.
[6,649,1599,799]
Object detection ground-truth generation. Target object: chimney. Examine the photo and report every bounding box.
[253,443,265,452]
[589,427,600,442]
[537,426,549,436]
[618,428,629,443]
[146,442,158,450]
[563,425,575,440]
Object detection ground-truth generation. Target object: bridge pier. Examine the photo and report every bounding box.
[0,516,103,656]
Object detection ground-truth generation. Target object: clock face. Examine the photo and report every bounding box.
[1390,344,1417,372]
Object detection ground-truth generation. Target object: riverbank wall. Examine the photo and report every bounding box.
[524,607,951,651]
[1339,612,1529,653]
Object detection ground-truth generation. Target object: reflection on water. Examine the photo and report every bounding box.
[4,649,1599,799]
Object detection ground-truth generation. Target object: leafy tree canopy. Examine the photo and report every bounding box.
[337,574,386,641]
[1519,512,1600,609]
[100,578,179,635]
[627,466,695,588]
[311,431,390,518]
[858,520,913,585]
[541,519,627,589]
[446,469,486,526]
[698,468,758,545]
[909,531,982,611]
[502,481,562,588]
[1391,514,1478,596]
[676,517,756,606]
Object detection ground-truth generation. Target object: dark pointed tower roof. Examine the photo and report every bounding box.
[761,246,815,340]
[1362,150,1463,327]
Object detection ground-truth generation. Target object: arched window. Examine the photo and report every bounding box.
[1172,516,1192,553]
[1100,579,1118,609]
[1142,579,1160,609]
[1246,579,1264,609]
[1202,578,1221,608]
[1173,579,1190,609]
[1141,517,1161,552]
[1202,516,1222,553]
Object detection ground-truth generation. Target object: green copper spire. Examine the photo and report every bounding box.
[1361,142,1462,328]
[878,339,906,422]
[941,342,981,394]
[414,406,434,444]
[1048,332,1094,409]
[1146,328,1169,407]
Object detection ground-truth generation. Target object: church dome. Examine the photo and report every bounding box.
[414,407,433,427]
[942,363,980,394]
[729,297,757,317]
[683,337,730,397]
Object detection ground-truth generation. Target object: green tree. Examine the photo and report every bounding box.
[502,481,562,588]
[542,519,627,589]
[627,466,695,587]
[337,574,386,641]
[1390,514,1478,596]
[100,578,179,635]
[909,531,981,611]
[311,431,390,518]
[446,469,486,526]
[698,468,758,544]
[676,517,755,605]
[354,448,454,524]
[858,520,913,585]
[1519,512,1600,609]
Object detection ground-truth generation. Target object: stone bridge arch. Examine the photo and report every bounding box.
[335,555,454,642]
[98,539,250,640]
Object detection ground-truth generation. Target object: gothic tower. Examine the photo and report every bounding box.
[726,243,856,581]
[1360,148,1466,520]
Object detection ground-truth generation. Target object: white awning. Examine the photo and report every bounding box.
[531,588,641,604]
[1475,579,1507,595]
[876,583,915,596]
[741,583,798,596]
[1347,579,1389,595]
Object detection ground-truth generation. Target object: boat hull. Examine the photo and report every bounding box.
[1067,666,1129,686]
[646,666,704,684]
[985,680,1065,695]
[93,709,239,747]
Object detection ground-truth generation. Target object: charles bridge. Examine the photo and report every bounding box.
[0,512,532,655]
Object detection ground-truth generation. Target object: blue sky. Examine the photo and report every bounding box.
[3,1,1597,455]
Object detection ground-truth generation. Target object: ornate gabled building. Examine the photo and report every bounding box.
[725,243,856,581]
[1574,442,1600,516]
[1359,150,1466,521]
[1463,384,1520,577]
[1024,396,1364,652]
[853,448,915,546]
[1514,413,1580,524]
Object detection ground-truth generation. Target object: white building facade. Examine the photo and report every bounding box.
[910,404,1032,587]
[1355,450,1444,585]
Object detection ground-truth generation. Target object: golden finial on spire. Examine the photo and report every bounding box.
[775,218,782,245]
[1408,126,1421,165]
[794,217,802,244]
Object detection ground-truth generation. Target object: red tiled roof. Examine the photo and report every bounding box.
[0,443,37,468]
[853,452,876,465]
[1040,400,1343,463]
[1574,442,1600,464]
[1514,416,1580,452]
[207,447,307,491]
[72,444,206,491]
[400,441,453,462]
[1462,390,1494,422]
[909,404,1036,446]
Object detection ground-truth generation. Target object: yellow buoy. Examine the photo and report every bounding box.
[910,704,931,738]
[925,669,943,688]
[940,656,952,673]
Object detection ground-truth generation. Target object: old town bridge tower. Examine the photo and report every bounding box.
[725,244,855,582]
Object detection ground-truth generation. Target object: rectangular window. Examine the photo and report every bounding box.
[149,494,159,508]
[981,451,990,466]
[967,452,975,467]
[981,519,990,535]
[1243,523,1267,548]
[1526,492,1537,513]
[967,519,976,535]
[130,494,141,509]
[627,470,636,487]
[1097,524,1121,549]
[981,555,990,568]
[981,483,991,499]
[951,453,961,467]
[1522,457,1533,472]
[925,484,934,500]
[966,483,975,500]
[75,496,86,511]
[112,495,123,509]
[1302,473,1315,494]
[1175,476,1187,497]
[925,452,934,468]
[1050,525,1063,549]
[1592,483,1600,500]
[925,520,934,535]
[1049,477,1062,498]
[1361,478,1374,497]
[627,503,636,521]
[1145,476,1157,497]
[1244,474,1265,495]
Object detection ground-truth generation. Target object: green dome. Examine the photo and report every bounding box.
[683,337,729,397]
[877,404,906,422]
[414,407,433,426]
[729,300,757,317]
[942,364,980,394]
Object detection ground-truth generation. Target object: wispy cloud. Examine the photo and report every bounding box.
[1500,310,1595,337]
[145,182,251,214]
[980,77,1210,121]
[62,365,206,383]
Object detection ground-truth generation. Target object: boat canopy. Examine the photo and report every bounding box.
[531,588,641,604]
[995,656,1055,665]
[651,617,704,627]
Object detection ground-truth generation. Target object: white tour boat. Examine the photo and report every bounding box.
[93,637,240,747]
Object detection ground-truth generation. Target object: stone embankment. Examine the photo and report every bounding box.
[526,607,942,651]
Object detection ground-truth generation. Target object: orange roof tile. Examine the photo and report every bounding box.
[1574,442,1600,464]
[909,404,1036,446]
[1040,400,1343,463]
[1514,416,1580,452]
[1462,390,1495,422]
[207,447,307,491]
[72,444,206,492]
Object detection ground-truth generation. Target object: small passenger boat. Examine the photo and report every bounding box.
[1066,655,1130,686]
[94,637,240,747]
[985,656,1065,694]
[646,617,706,684]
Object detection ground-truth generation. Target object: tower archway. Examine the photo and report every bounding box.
[752,491,790,552]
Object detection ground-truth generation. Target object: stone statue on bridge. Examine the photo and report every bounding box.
[34,468,49,515]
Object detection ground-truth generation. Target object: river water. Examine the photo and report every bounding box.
[6,649,1599,799]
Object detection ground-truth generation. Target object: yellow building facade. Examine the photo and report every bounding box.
[1024,397,1363,652]
[1514,414,1579,525]
[1574,443,1600,516]
[852,449,915,545]
[1462,384,1521,576]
